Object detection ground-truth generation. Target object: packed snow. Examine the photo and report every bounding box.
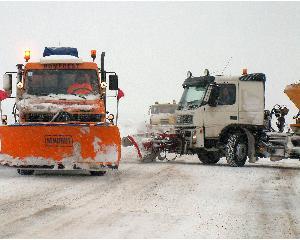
[16,94,101,113]
[0,122,299,238]
[40,55,83,64]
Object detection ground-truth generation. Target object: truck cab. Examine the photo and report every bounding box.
[6,48,118,124]
[147,101,178,134]
[175,70,266,165]
[0,47,121,175]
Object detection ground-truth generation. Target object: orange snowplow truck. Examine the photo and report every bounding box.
[0,47,121,175]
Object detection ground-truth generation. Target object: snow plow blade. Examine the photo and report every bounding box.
[0,123,121,170]
[122,135,158,162]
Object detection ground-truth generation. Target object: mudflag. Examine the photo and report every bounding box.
[117,88,125,100]
[0,90,8,101]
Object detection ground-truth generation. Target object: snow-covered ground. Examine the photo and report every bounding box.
[0,147,299,238]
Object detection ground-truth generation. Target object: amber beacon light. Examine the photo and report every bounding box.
[91,50,97,62]
[24,50,31,62]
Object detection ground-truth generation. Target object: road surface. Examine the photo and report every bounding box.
[0,148,299,238]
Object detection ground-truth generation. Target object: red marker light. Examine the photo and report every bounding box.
[242,68,248,75]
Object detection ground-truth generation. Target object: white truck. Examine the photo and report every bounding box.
[130,69,300,166]
[147,101,177,133]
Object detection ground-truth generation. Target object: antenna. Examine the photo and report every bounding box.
[210,56,233,76]
[221,56,232,75]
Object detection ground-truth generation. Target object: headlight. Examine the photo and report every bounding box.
[192,130,197,144]
[107,114,114,121]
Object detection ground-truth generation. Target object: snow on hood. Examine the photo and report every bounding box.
[22,93,100,101]
[17,94,100,112]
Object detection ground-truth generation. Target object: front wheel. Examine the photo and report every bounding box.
[17,169,35,175]
[197,151,220,164]
[142,152,158,163]
[225,133,248,167]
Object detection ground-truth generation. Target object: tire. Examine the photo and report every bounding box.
[157,152,166,161]
[90,171,106,176]
[225,133,248,167]
[142,152,157,163]
[17,169,35,175]
[197,151,220,164]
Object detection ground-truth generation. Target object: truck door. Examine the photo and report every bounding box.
[204,83,238,138]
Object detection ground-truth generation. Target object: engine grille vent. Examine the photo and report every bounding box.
[25,113,102,122]
[176,115,193,125]
[160,119,170,125]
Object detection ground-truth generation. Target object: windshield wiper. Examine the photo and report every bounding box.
[71,93,86,100]
[37,92,49,96]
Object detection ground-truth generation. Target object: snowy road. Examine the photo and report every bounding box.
[0,148,299,238]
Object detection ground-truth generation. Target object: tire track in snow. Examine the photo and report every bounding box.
[0,164,182,238]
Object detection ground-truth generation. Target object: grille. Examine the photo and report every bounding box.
[25,113,102,122]
[176,115,193,125]
[184,131,192,137]
[160,119,170,125]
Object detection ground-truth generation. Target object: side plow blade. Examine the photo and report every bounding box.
[0,123,121,170]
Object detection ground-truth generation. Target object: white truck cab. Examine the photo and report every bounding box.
[175,71,266,166]
[147,102,178,134]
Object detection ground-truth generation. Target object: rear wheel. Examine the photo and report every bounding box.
[17,169,35,175]
[197,151,220,164]
[90,171,106,176]
[225,133,248,167]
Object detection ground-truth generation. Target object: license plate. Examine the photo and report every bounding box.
[45,135,73,147]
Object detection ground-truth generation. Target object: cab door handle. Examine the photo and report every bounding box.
[230,116,237,120]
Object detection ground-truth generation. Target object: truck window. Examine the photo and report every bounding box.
[25,70,100,96]
[217,84,236,105]
[151,105,177,114]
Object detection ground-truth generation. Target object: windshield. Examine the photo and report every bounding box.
[25,70,100,96]
[178,85,207,109]
[151,105,177,114]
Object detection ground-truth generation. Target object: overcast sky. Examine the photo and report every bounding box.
[0,1,299,125]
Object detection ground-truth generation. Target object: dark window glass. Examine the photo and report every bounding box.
[217,84,236,105]
[25,69,100,96]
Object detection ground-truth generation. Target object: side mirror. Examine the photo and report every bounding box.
[109,75,118,90]
[3,74,12,94]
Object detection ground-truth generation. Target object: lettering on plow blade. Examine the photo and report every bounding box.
[45,135,73,147]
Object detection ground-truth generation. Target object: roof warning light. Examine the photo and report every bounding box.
[24,50,31,62]
[91,50,97,62]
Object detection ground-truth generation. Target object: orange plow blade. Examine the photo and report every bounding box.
[0,123,121,170]
[285,83,300,109]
